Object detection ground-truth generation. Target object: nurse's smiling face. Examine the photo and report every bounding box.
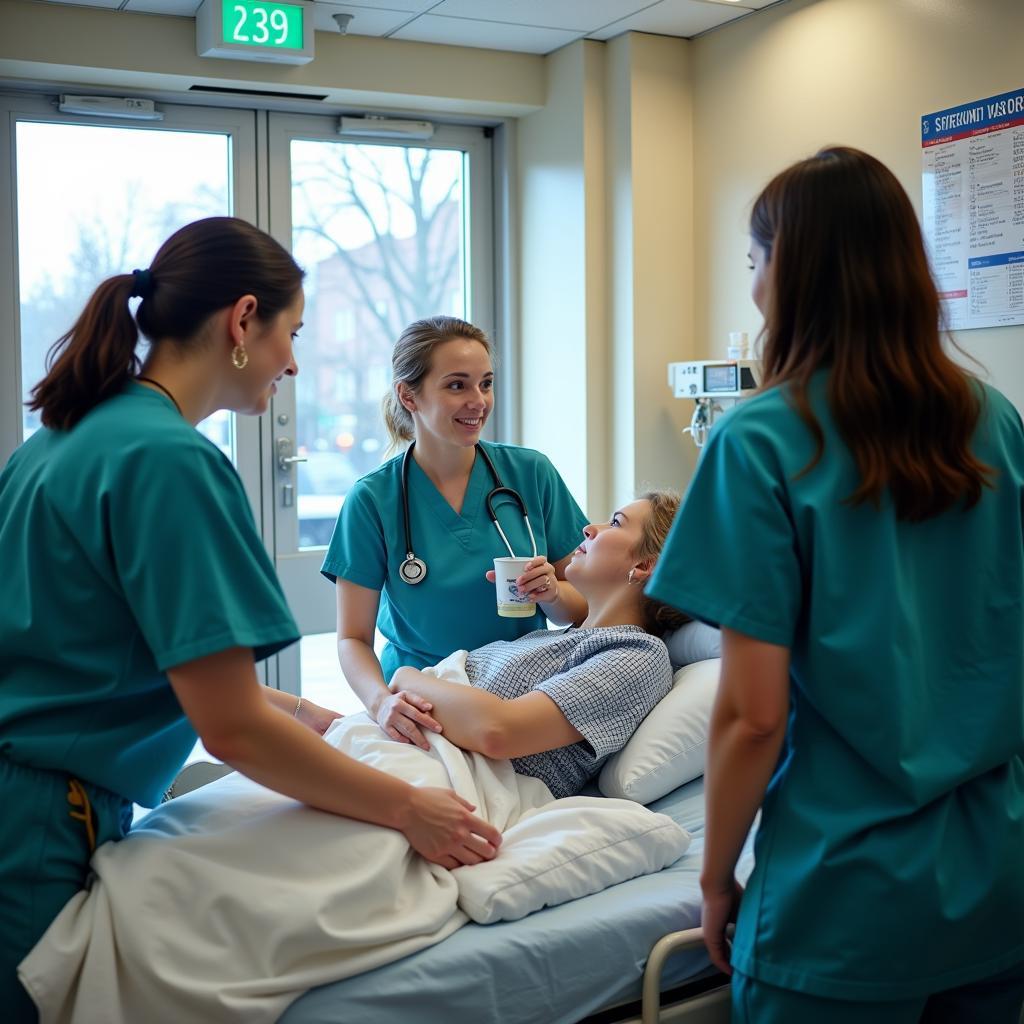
[565,499,653,592]
[401,338,495,450]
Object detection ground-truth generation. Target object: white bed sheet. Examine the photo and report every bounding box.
[280,776,753,1024]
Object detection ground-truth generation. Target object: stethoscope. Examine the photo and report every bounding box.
[399,442,538,585]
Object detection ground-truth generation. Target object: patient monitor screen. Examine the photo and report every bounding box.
[704,364,737,393]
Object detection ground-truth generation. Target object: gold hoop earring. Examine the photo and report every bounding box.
[231,345,249,370]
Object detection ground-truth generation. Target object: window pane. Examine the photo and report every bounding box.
[15,122,231,453]
[299,630,388,712]
[289,141,467,549]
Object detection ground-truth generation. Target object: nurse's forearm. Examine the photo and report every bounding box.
[540,580,587,626]
[337,637,390,716]
[702,630,790,894]
[701,707,785,893]
[212,703,422,827]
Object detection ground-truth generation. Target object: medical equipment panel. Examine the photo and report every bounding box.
[667,360,760,400]
[667,359,762,448]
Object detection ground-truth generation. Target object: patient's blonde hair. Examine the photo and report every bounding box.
[634,490,690,637]
[382,316,493,451]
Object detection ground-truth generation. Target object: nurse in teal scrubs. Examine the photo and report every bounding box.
[647,148,1024,1022]
[323,316,589,749]
[0,220,501,1023]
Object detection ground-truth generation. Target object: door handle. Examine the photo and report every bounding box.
[276,437,307,473]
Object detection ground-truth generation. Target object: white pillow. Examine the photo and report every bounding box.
[663,620,721,668]
[598,658,721,805]
[454,796,690,924]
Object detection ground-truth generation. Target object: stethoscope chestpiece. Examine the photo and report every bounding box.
[399,553,427,585]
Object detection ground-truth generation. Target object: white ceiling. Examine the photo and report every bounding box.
[30,0,784,54]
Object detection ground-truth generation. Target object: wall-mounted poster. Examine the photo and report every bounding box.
[922,87,1024,330]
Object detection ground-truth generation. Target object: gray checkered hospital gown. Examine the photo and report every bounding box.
[464,625,673,798]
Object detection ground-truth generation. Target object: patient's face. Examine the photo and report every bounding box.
[565,498,651,589]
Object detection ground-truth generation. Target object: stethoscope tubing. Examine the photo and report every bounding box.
[399,443,537,585]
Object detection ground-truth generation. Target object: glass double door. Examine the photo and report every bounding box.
[0,94,493,708]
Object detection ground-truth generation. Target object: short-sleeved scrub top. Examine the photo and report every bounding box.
[0,383,300,809]
[322,441,589,679]
[647,373,1024,1001]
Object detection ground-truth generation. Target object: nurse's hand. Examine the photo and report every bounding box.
[484,556,559,603]
[377,690,442,750]
[398,786,503,868]
[296,699,343,736]
[700,879,743,975]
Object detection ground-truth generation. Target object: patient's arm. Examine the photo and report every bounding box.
[391,668,583,760]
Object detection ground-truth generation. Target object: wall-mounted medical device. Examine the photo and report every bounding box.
[667,359,761,448]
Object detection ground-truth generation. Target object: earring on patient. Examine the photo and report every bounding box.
[231,345,249,370]
[627,569,637,585]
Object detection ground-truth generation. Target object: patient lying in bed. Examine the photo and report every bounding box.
[386,490,688,799]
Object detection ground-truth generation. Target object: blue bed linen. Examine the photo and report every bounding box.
[280,777,726,1024]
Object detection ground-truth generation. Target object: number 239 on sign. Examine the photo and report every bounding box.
[196,0,314,64]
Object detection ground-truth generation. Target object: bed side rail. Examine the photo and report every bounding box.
[641,927,732,1024]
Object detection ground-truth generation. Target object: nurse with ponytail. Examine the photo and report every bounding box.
[0,218,501,1022]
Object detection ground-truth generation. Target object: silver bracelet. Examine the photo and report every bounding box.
[293,696,303,718]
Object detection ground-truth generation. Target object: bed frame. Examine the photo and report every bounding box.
[581,928,731,1024]
[640,929,731,1024]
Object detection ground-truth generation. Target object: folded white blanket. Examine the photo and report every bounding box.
[20,652,689,1024]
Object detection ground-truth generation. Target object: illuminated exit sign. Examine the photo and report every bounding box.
[196,0,315,64]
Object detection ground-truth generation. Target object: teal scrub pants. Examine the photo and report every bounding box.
[0,757,132,1024]
[732,965,1024,1024]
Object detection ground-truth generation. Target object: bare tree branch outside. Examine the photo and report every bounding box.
[290,141,466,545]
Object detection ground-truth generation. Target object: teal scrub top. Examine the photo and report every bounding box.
[0,384,300,808]
[648,374,1024,1000]
[321,441,588,677]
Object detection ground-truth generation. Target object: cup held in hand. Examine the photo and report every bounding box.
[493,556,535,618]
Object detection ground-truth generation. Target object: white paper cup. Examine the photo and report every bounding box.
[493,556,536,618]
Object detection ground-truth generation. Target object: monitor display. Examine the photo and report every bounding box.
[704,364,738,393]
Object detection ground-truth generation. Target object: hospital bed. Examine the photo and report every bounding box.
[278,774,744,1024]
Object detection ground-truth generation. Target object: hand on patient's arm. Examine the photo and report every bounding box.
[393,668,583,760]
[169,647,502,869]
[377,689,441,750]
[700,627,789,975]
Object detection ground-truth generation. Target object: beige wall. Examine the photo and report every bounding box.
[691,0,1024,416]
[516,42,603,511]
[518,34,697,518]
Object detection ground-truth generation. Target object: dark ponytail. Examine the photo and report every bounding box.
[28,217,304,431]
[28,275,141,432]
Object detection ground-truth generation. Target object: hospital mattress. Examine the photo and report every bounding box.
[279,776,721,1024]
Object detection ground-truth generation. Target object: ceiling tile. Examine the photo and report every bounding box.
[430,0,655,32]
[35,0,122,8]
[588,0,754,41]
[323,0,440,13]
[392,14,581,53]
[124,0,202,14]
[310,3,412,34]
